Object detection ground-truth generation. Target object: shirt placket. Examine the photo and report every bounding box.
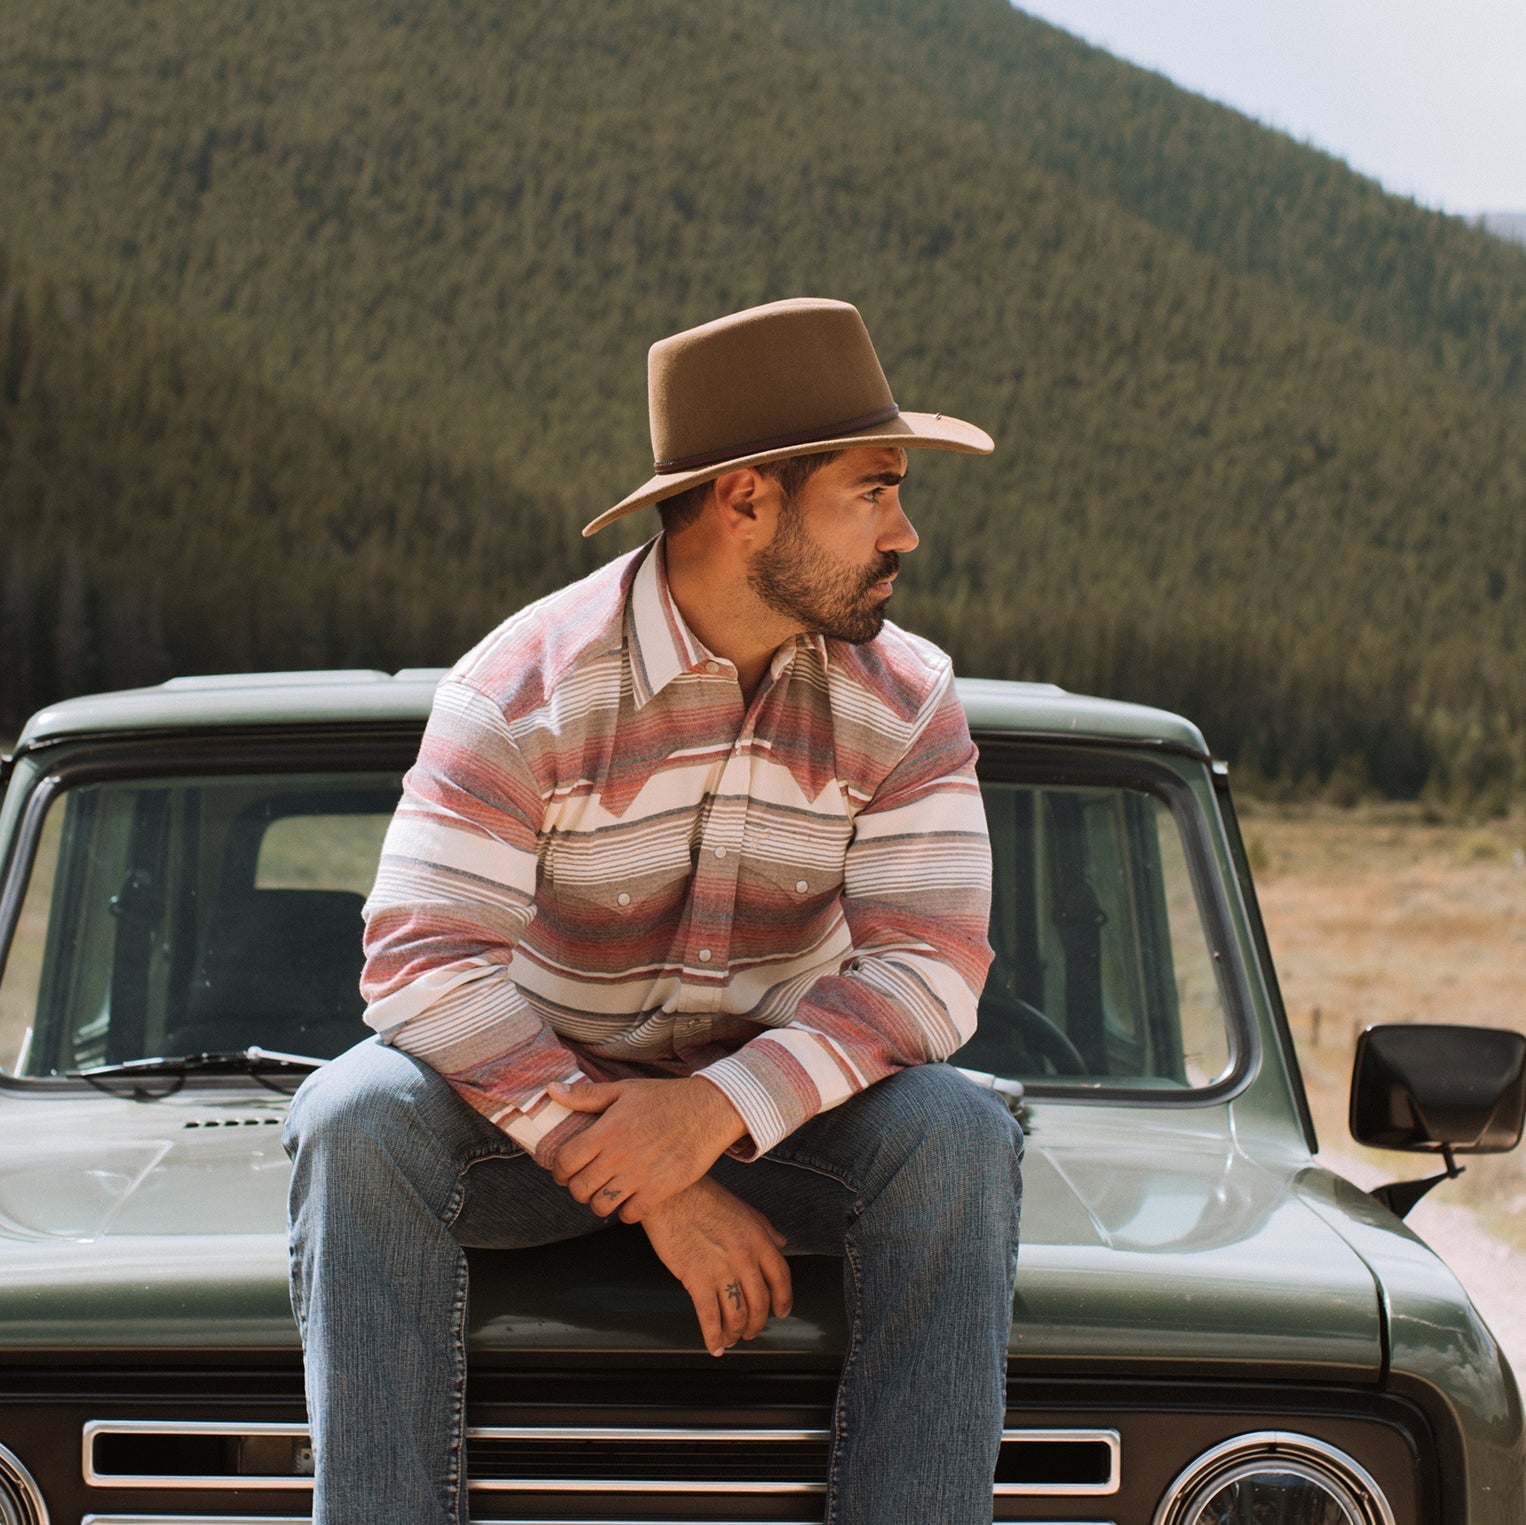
[680,738,750,1025]
[672,654,791,1053]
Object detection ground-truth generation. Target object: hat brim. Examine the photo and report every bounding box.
[582,411,994,536]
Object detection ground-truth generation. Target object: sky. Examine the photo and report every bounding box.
[1012,0,1526,217]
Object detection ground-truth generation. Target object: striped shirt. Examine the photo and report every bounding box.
[361,537,993,1163]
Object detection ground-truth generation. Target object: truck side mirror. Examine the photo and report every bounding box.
[1350,1023,1526,1218]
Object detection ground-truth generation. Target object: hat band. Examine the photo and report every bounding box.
[653,403,901,474]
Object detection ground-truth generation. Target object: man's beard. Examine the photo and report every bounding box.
[747,502,900,645]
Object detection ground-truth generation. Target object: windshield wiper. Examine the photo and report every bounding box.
[70,1046,327,1098]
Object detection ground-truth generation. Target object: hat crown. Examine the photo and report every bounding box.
[648,299,896,473]
[581,296,992,536]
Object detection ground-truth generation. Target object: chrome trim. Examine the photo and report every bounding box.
[1152,1431,1395,1525]
[474,1482,824,1496]
[85,1418,1119,1499]
[993,1427,1120,1497]
[0,1440,48,1525]
[84,1421,311,1491]
[81,1519,842,1525]
[464,1422,826,1495]
[469,1425,829,1442]
[465,1423,1120,1498]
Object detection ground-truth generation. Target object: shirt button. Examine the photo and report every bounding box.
[616,891,631,907]
[704,660,719,674]
[795,879,809,893]
[713,846,727,859]
[698,948,712,963]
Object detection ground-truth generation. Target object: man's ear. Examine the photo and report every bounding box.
[711,468,779,546]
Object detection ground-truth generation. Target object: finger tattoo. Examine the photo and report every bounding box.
[599,1187,622,1202]
[725,1281,743,1309]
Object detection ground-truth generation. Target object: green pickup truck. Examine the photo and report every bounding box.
[0,670,1521,1524]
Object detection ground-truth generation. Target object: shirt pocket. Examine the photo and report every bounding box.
[541,829,695,919]
[740,812,853,909]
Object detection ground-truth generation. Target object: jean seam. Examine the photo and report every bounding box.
[824,1236,864,1525]
[762,1149,863,1197]
[286,1236,310,1358]
[442,1146,525,1231]
[444,1243,470,1520]
[442,1148,525,1516]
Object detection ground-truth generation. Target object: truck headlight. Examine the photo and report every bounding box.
[1154,1431,1395,1525]
[0,1444,46,1525]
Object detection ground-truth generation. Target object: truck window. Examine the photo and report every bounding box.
[956,778,1233,1088]
[1,763,1234,1093]
[0,772,402,1076]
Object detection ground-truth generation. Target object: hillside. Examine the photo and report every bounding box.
[0,247,596,722]
[830,0,1526,400]
[2,0,1523,806]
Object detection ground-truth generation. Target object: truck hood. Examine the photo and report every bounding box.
[0,1094,1382,1373]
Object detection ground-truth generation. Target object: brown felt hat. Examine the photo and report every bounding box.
[582,297,994,536]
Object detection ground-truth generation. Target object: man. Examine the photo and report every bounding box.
[285,297,1024,1525]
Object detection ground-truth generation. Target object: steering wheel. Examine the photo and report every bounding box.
[965,991,1090,1078]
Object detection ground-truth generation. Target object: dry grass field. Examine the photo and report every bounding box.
[1243,802,1526,1371]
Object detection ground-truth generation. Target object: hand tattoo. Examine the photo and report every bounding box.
[725,1281,743,1309]
[600,1187,622,1202]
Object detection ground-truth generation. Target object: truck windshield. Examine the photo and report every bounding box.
[0,763,1233,1091]
[960,772,1233,1089]
[0,771,400,1077]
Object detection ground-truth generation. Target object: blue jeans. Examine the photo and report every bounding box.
[284,1038,1022,1525]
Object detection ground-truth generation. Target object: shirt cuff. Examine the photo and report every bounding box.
[525,1106,600,1170]
[493,1082,595,1167]
[697,1044,816,1160]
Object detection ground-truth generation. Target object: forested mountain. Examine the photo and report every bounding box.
[2,0,1523,807]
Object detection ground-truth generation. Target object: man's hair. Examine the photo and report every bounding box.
[656,450,845,535]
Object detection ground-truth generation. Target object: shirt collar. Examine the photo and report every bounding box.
[625,534,830,705]
[626,536,701,707]
[626,537,829,708]
[603,538,842,812]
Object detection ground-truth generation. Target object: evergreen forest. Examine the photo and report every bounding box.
[2,0,1524,809]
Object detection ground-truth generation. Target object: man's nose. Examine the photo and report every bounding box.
[879,501,919,554]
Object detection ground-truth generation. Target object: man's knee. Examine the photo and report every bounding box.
[832,1067,1021,1284]
[884,1063,1020,1149]
[284,1038,449,1163]
[859,1064,1024,1202]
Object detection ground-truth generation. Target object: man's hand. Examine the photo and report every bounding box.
[641,1178,792,1356]
[548,1075,748,1222]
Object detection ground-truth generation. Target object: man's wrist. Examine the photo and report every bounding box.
[687,1074,750,1156]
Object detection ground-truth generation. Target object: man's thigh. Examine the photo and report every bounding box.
[709,1152,854,1256]
[455,1064,1015,1257]
[713,1064,1019,1256]
[296,1042,611,1253]
[451,1148,614,1251]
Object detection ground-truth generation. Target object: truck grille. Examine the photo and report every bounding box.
[83,1417,1120,1513]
